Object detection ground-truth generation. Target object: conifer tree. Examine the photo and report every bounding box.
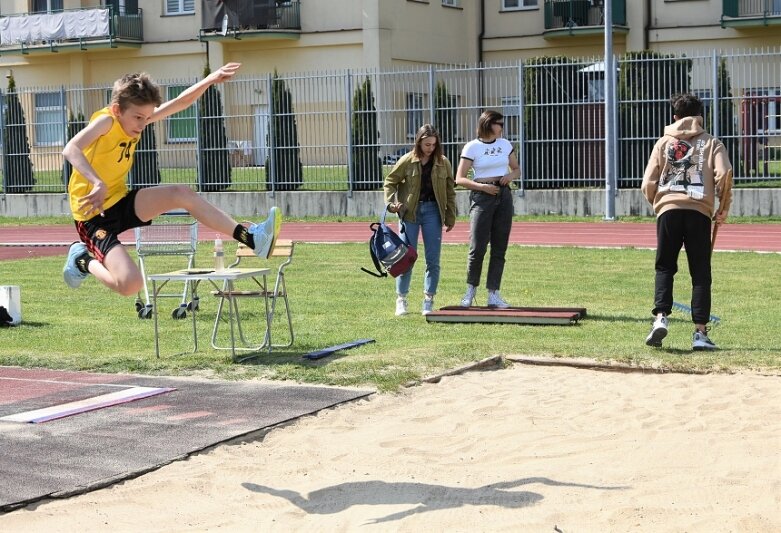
[2,75,35,192]
[198,64,232,192]
[130,124,162,189]
[351,77,382,190]
[267,70,302,191]
[63,110,86,187]
[434,81,459,168]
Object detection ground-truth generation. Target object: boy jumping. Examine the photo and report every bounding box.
[62,63,281,296]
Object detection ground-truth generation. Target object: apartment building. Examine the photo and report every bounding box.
[0,1,778,87]
[0,1,777,186]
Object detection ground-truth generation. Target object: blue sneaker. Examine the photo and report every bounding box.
[249,207,282,259]
[63,242,89,289]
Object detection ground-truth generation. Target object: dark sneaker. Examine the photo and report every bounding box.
[692,329,717,351]
[645,315,668,347]
[249,206,282,259]
[63,242,89,289]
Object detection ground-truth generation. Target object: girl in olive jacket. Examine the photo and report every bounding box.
[384,124,457,316]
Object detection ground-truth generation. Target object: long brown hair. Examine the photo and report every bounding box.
[412,124,443,161]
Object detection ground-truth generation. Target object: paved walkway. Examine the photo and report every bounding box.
[1,221,780,261]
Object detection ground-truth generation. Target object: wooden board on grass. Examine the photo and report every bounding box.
[438,306,587,319]
[426,308,583,326]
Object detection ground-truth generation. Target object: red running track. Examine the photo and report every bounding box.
[1,221,780,261]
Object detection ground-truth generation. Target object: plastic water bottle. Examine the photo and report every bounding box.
[214,238,225,271]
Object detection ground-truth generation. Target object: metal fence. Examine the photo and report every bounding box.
[0,47,779,195]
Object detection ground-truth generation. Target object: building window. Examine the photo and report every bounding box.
[34,92,65,146]
[35,92,65,146]
[166,86,196,142]
[32,0,63,13]
[502,0,538,10]
[165,0,195,16]
[406,93,425,139]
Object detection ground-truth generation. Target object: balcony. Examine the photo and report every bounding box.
[722,0,781,27]
[543,0,627,38]
[199,0,301,42]
[0,6,143,55]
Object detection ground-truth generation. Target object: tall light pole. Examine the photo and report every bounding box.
[604,0,617,220]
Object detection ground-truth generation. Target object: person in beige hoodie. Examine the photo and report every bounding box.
[641,93,733,351]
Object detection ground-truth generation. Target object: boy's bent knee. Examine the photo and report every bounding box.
[114,274,144,297]
[117,281,142,297]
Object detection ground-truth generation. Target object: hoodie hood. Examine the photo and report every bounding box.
[663,115,705,140]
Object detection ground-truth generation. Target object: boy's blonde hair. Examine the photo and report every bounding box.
[111,72,163,111]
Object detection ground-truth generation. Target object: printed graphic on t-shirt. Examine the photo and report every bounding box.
[482,146,504,156]
[660,139,705,200]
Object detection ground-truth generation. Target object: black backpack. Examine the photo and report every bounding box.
[361,208,418,278]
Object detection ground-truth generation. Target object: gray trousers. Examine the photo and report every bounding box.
[466,187,514,290]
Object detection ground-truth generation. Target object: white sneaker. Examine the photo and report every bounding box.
[422,296,434,315]
[487,290,510,309]
[249,206,282,259]
[692,329,717,351]
[395,296,408,316]
[645,315,668,347]
[460,284,476,307]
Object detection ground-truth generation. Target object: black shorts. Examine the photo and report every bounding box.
[74,189,151,262]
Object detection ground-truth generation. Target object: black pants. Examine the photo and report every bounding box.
[466,187,514,290]
[652,209,713,324]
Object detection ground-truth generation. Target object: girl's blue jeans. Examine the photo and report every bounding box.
[396,201,443,296]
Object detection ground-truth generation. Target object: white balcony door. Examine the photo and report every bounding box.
[253,105,269,166]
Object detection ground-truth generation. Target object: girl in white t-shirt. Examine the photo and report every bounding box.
[454,110,520,308]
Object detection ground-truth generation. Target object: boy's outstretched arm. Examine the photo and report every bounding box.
[150,62,241,123]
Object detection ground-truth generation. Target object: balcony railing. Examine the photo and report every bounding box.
[0,6,143,54]
[200,0,301,41]
[544,0,626,33]
[722,0,781,26]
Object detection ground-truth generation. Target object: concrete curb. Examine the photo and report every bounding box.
[506,355,781,376]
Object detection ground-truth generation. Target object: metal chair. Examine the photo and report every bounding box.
[134,211,199,319]
[211,240,295,352]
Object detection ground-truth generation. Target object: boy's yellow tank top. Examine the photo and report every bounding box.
[68,107,138,221]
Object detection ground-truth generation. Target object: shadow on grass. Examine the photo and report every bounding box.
[586,313,647,324]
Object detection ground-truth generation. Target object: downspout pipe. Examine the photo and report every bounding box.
[478,0,485,110]
[478,0,485,65]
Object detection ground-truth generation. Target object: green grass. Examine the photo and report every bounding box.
[1,242,779,391]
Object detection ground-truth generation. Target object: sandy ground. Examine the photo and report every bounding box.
[1,363,779,532]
